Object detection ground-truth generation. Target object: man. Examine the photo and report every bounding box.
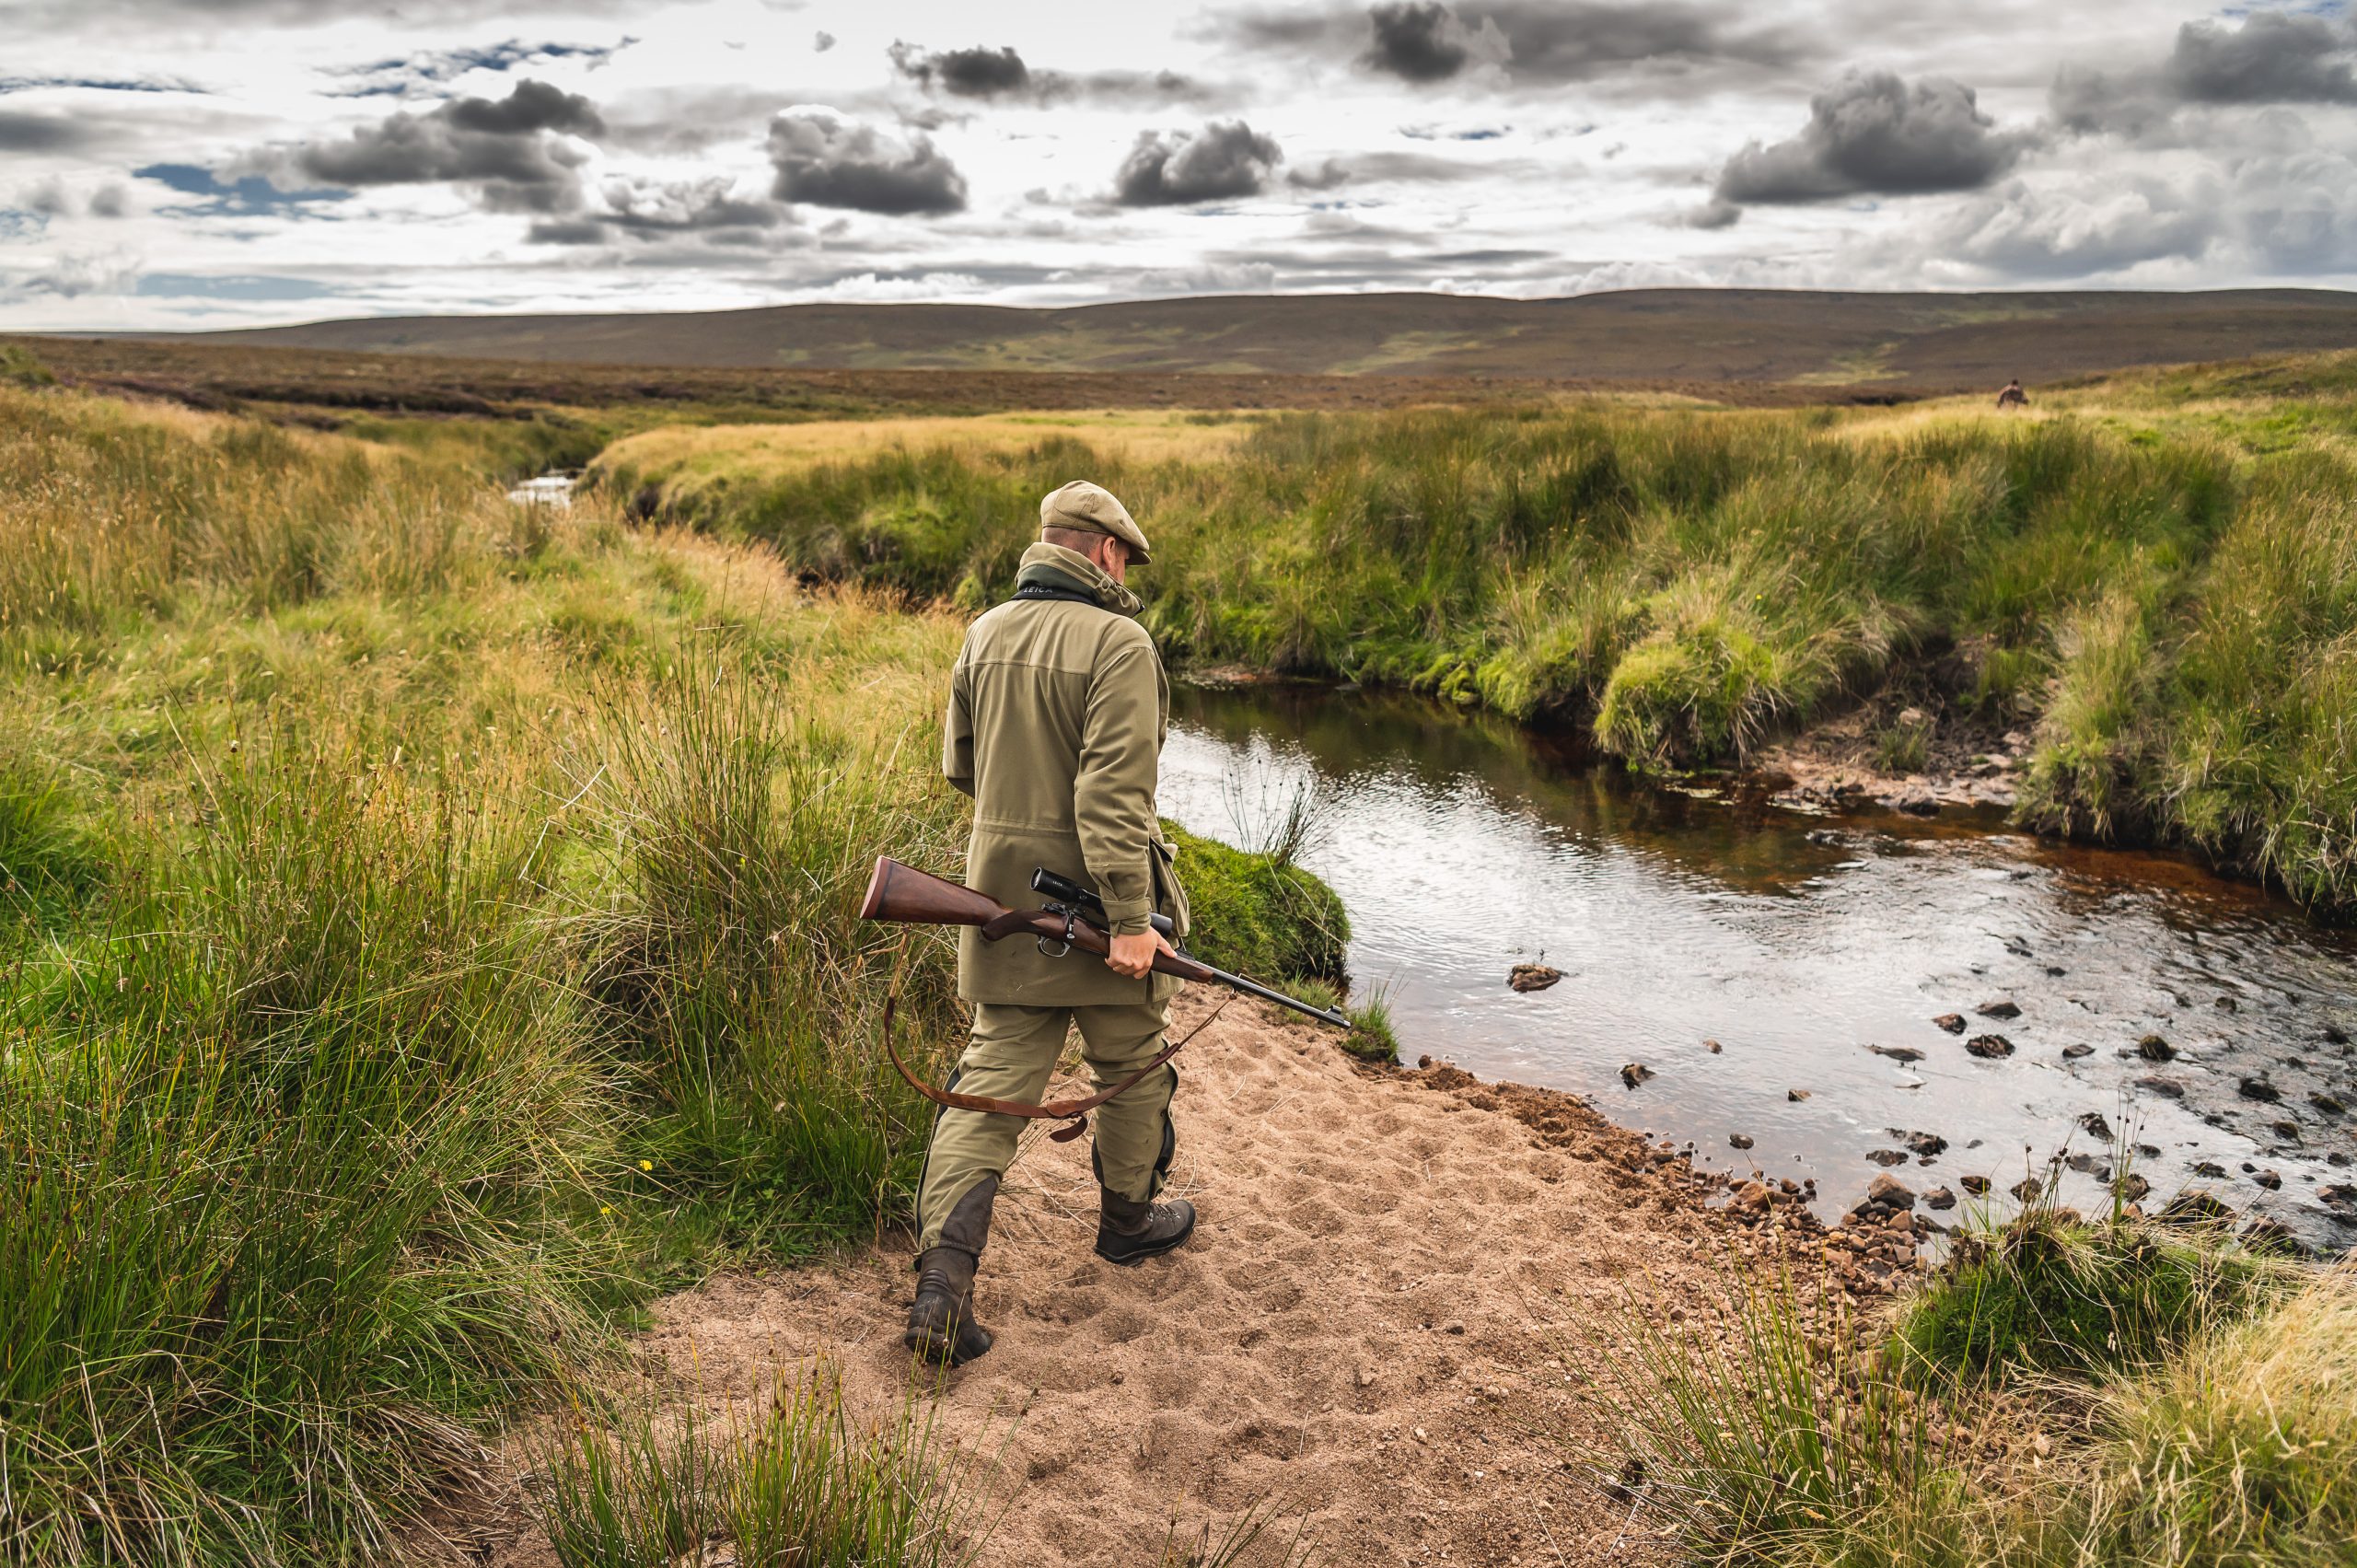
[905,479,1198,1367]
[1996,377,2029,409]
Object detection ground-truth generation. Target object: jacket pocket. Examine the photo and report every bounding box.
[1149,835,1190,943]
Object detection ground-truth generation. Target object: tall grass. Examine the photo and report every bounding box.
[605,390,2357,908]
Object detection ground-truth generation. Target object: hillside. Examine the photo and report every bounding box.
[143,287,2357,390]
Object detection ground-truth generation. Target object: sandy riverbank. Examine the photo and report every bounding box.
[470,993,1925,1568]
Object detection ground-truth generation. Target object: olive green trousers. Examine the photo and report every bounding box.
[914,998,1178,1254]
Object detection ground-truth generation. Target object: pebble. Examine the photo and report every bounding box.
[1924,1185,1956,1210]
[1788,1088,1812,1102]
[1704,1038,1723,1053]
[1507,963,1562,993]
[1978,1000,2022,1019]
[1868,1173,1916,1210]
[2077,1112,2114,1141]
[1729,1133,1754,1149]
[2239,1078,2282,1103]
[1961,1175,1992,1196]
[1966,1033,2015,1059]
[2137,1033,2176,1062]
[1620,1063,1655,1088]
[2062,1043,2095,1059]
[1933,1014,1967,1034]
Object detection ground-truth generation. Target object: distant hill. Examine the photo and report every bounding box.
[157,288,2357,390]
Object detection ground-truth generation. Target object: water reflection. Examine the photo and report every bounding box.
[1161,683,2357,1251]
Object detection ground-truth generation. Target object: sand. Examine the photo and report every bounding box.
[480,993,1920,1568]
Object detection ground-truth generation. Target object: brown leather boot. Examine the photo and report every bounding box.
[1094,1187,1196,1265]
[905,1176,996,1367]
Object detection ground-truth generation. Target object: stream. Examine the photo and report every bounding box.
[1158,684,2357,1253]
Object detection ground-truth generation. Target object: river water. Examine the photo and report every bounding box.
[1158,684,2357,1252]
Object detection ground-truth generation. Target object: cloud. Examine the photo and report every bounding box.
[528,174,796,244]
[269,80,604,213]
[328,39,633,98]
[1285,149,1482,188]
[1716,72,2027,204]
[2164,11,2357,106]
[766,107,967,214]
[3,251,139,299]
[0,112,93,152]
[889,41,1030,99]
[1213,2,1798,87]
[1113,119,1283,205]
[15,177,131,218]
[1362,2,1506,82]
[888,41,1220,107]
[0,74,203,95]
[814,30,836,52]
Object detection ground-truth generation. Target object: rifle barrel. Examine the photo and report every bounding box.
[1199,963,1353,1029]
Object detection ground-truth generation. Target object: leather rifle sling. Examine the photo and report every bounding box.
[880,972,1234,1144]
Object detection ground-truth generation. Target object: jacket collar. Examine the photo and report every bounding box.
[1015,540,1143,617]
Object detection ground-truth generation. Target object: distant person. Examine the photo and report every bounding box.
[1996,377,2030,410]
[905,479,1195,1367]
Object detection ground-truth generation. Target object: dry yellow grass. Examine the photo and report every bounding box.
[594,408,1262,488]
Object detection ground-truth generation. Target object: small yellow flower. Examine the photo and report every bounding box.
[598,1204,612,1215]
[638,1159,653,1172]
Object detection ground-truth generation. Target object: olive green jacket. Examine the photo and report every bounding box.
[944,542,1190,1006]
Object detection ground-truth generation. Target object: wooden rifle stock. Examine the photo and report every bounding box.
[860,856,1219,983]
[861,857,1354,1029]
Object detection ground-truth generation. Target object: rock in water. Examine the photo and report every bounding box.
[2078,1112,2115,1142]
[1903,1131,1948,1157]
[1978,999,2022,1020]
[1704,1038,1723,1053]
[2254,1169,2282,1191]
[1620,1062,1654,1088]
[1788,1088,1812,1102]
[2062,1043,2095,1059]
[2137,1033,2175,1062]
[2011,1177,2043,1202]
[1961,1174,1992,1197]
[1729,1132,1754,1149]
[1933,1014,1967,1034]
[1966,1033,2015,1059]
[1867,1173,1917,1210]
[2239,1078,2282,1103]
[1867,1148,1910,1167]
[2114,1173,2151,1202]
[1924,1186,1956,1211]
[2136,1075,2186,1098]
[1872,1045,1924,1063]
[1508,963,1563,993]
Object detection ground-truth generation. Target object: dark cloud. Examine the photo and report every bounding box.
[767,108,967,215]
[888,41,1221,108]
[889,41,1030,99]
[1215,2,1797,86]
[814,30,836,52]
[329,39,633,99]
[2164,12,2357,106]
[0,111,92,151]
[1364,3,1471,81]
[274,80,604,213]
[1716,72,2026,204]
[1114,120,1283,205]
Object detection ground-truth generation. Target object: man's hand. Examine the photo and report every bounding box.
[1105,926,1174,980]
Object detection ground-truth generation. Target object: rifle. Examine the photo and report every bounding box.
[859,856,1352,1029]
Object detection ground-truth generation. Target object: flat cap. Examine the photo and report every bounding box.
[1039,479,1151,564]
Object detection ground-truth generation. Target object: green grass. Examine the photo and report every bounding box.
[529,1362,987,1568]
[0,386,1352,1564]
[598,368,2357,910]
[1165,819,1350,991]
[1579,1204,2348,1568]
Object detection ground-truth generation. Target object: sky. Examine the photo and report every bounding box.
[4,1,2356,330]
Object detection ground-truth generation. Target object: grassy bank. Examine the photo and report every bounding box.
[595,351,2357,912]
[1591,1196,2351,1567]
[0,382,1349,1564]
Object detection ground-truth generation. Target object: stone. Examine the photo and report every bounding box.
[1978,1000,2022,1020]
[2065,1153,2109,1178]
[1788,1089,1812,1102]
[1961,1174,1992,1196]
[2113,1173,2150,1202]
[2135,1075,2185,1098]
[2193,1161,2226,1179]
[1620,1063,1655,1088]
[2136,1033,2175,1062]
[1867,1173,1916,1210]
[2271,1121,2301,1142]
[1872,1045,1924,1063]
[2061,1043,2095,1059]
[1867,1149,1910,1167]
[1903,1131,1948,1158]
[1704,1038,1723,1053]
[1508,963,1563,993]
[1894,790,1940,816]
[2077,1112,2114,1142]
[2011,1177,2043,1202]
[1966,1033,2015,1059]
[1933,1014,1967,1034]
[2254,1169,2282,1191]
[2238,1078,2282,1103]
[2160,1191,2235,1226]
[2311,1094,2346,1116]
[1924,1185,1956,1211]
[1729,1133,1754,1150]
